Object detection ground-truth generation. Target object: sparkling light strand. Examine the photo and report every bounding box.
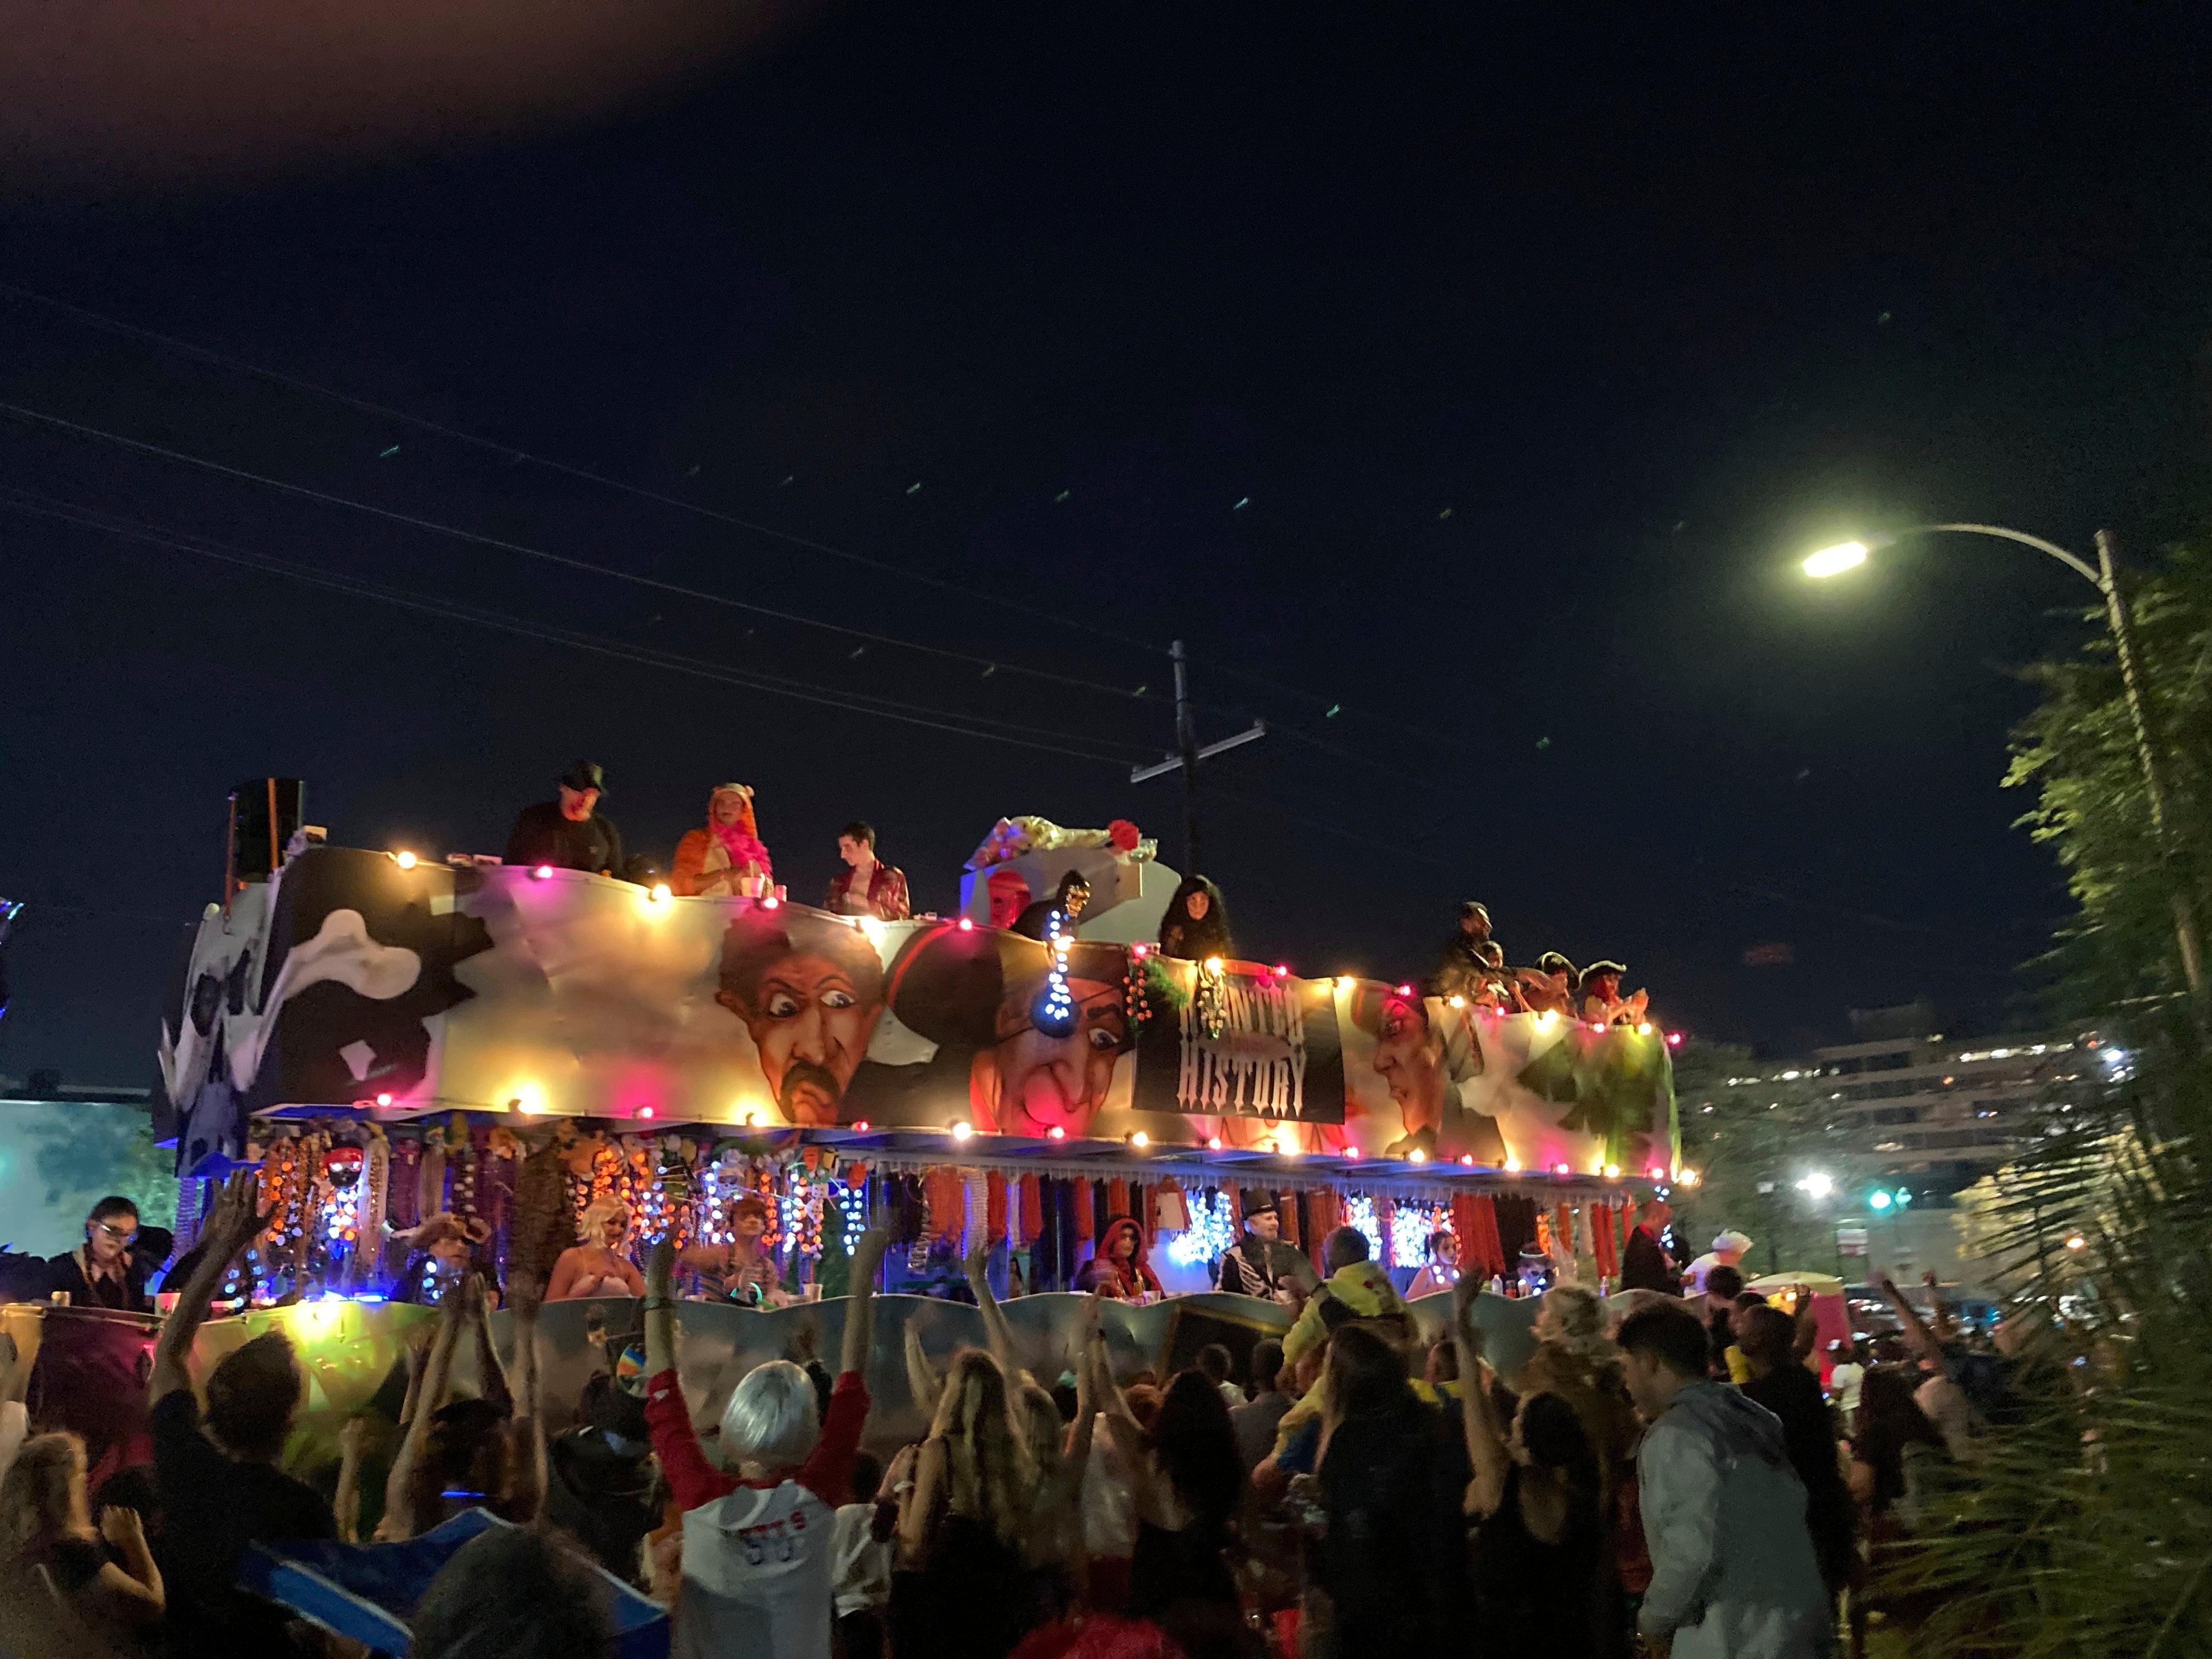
[1166,1189,1236,1268]
[1345,1194,1385,1266]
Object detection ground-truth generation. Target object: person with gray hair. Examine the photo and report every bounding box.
[643,1225,891,1658]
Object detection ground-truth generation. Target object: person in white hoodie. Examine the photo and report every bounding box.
[1616,1300,1833,1659]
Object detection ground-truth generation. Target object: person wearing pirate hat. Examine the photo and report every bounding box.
[1426,899,1497,1000]
[879,920,1136,1139]
[503,759,624,876]
[1578,960,1649,1026]
[1216,1189,1318,1305]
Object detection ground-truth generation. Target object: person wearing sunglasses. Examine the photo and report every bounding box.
[43,1197,171,1314]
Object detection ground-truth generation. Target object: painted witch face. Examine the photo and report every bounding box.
[988,975,1127,1137]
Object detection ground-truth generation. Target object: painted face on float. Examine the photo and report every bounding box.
[558,784,599,822]
[1369,994,1443,1115]
[719,952,885,1126]
[989,977,1127,1138]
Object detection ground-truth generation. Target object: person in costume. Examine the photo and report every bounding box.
[547,1199,645,1300]
[1156,873,1232,962]
[1513,951,1579,1015]
[504,760,623,876]
[672,782,774,898]
[1215,1190,1317,1305]
[1406,1228,1460,1299]
[1093,1216,1163,1302]
[1682,1229,1754,1297]
[1618,1194,1681,1295]
[41,1196,173,1313]
[1013,868,1091,941]
[1578,960,1649,1026]
[879,923,1136,1139]
[1426,900,1493,1000]
[714,904,888,1125]
[392,1212,493,1305]
[823,819,911,920]
[1469,940,1519,1010]
[681,1195,782,1305]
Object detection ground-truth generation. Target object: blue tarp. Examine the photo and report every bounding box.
[239,1508,669,1658]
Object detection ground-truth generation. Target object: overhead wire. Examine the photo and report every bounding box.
[0,488,1151,766]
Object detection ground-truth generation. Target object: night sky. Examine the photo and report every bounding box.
[6,4,2212,1086]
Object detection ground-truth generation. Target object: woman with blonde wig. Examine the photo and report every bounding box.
[546,1199,644,1301]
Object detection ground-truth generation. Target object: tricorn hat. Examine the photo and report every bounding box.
[559,760,607,796]
[1578,960,1627,988]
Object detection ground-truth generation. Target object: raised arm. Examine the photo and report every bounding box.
[904,1322,944,1420]
[504,1271,548,1524]
[471,1283,514,1416]
[1877,1271,1943,1368]
[1086,1330,1160,1522]
[1046,1299,1101,1510]
[92,1505,164,1627]
[965,1239,1024,1381]
[1790,1284,1821,1366]
[1452,1277,1509,1517]
[334,1418,368,1544]
[840,1229,889,1380]
[151,1170,271,1406]
[377,1274,471,1541]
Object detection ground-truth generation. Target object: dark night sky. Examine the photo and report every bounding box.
[5,3,2212,1085]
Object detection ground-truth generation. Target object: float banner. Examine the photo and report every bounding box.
[156,849,1675,1175]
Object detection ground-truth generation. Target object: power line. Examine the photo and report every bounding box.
[0,279,1176,658]
[0,489,1150,766]
[0,397,1171,707]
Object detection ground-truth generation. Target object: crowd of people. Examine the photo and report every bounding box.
[0,1159,2037,1659]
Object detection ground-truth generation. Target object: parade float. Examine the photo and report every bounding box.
[5,797,1683,1470]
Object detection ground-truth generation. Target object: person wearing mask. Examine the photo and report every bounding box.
[149,1170,336,1659]
[1618,1195,1681,1295]
[504,761,624,876]
[672,783,776,898]
[1737,1306,1857,1604]
[0,1431,164,1649]
[1616,1301,1832,1659]
[1228,1340,1290,1474]
[1014,870,1091,941]
[824,821,911,921]
[1215,1192,1315,1306]
[1282,1226,1410,1370]
[42,1196,172,1313]
[1155,875,1232,963]
[644,1226,889,1659]
[1452,1278,1604,1652]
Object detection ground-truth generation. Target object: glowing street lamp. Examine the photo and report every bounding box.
[1802,521,2206,1004]
[1796,1171,1833,1200]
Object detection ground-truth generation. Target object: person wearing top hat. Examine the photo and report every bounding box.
[1426,900,1495,1000]
[1215,1190,1317,1306]
[875,919,1136,1139]
[504,760,624,876]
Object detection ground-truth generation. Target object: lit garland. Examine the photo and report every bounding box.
[322,1147,365,1253]
[1166,1188,1235,1268]
[695,1151,744,1245]
[1032,907,1079,1036]
[636,1142,692,1246]
[1344,1193,1384,1266]
[781,1164,826,1259]
[833,1178,867,1255]
[1391,1199,1448,1269]
[1194,956,1228,1041]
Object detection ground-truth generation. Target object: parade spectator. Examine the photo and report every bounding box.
[1850,1364,1948,1541]
[1738,1306,1857,1600]
[671,782,774,897]
[1616,1301,1832,1659]
[830,1452,893,1659]
[0,1431,165,1645]
[505,761,624,876]
[1618,1195,1681,1295]
[412,1525,614,1659]
[1700,1263,1747,1378]
[1876,1270,2025,1431]
[1228,1340,1290,1474]
[1315,1321,1474,1658]
[1825,1340,1867,1421]
[824,821,912,920]
[1520,1284,1640,1509]
[148,1170,335,1659]
[1405,1228,1460,1299]
[541,1369,659,1582]
[1283,1226,1412,1368]
[41,1197,171,1314]
[1156,875,1233,963]
[645,1226,888,1658]
[1195,1344,1242,1407]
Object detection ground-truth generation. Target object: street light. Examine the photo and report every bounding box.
[1804,522,2207,1003]
[1796,1171,1835,1200]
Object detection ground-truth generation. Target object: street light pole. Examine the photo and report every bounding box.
[1806,523,2208,1005]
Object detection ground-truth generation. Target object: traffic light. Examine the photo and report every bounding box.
[1867,1190,1893,1211]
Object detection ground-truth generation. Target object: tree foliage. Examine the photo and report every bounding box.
[2006,544,2212,1013]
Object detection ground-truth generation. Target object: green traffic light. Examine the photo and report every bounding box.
[1867,1191,1892,1211]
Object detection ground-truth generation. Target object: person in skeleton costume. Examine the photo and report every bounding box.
[1216,1190,1316,1306]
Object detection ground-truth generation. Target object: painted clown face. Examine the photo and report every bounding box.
[718,948,885,1125]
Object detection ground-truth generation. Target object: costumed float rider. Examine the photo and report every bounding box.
[1013,869,1091,941]
[1618,1194,1682,1295]
[1405,1228,1460,1300]
[1156,873,1232,962]
[681,1195,783,1305]
[392,1212,494,1306]
[1093,1215,1163,1302]
[42,1196,172,1313]
[504,760,623,875]
[1578,960,1648,1026]
[1426,900,1494,1000]
[1513,951,1579,1015]
[547,1199,646,1300]
[672,782,775,898]
[1215,1190,1317,1307]
[823,819,911,920]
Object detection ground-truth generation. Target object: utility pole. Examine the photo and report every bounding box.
[2095,531,2208,1005]
[1131,639,1267,873]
